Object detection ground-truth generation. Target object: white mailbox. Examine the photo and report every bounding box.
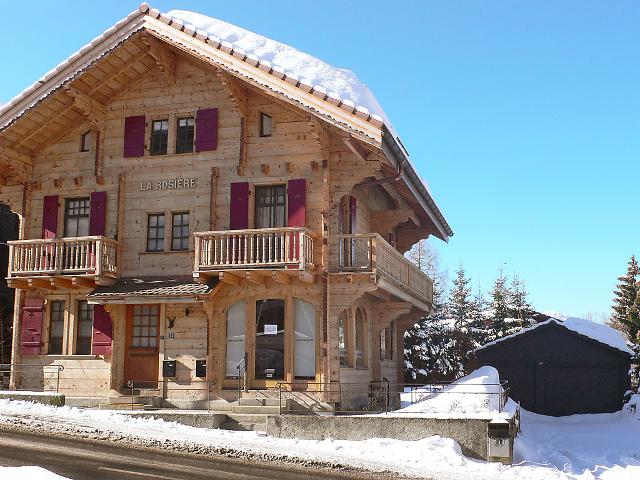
[487,418,511,460]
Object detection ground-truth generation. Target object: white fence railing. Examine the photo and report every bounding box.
[8,236,119,278]
[194,227,315,272]
[332,233,433,302]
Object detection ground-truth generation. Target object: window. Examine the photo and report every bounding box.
[254,185,286,228]
[381,325,393,361]
[355,308,367,368]
[176,117,195,154]
[48,301,65,355]
[255,299,285,380]
[226,302,246,377]
[64,198,90,237]
[80,130,92,152]
[150,119,169,155]
[75,301,94,355]
[339,311,349,367]
[259,112,272,137]
[131,305,158,348]
[171,212,189,251]
[294,299,316,379]
[147,214,165,252]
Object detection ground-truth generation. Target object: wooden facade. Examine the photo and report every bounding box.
[0,5,452,407]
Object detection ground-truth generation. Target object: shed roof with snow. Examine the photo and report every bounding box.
[475,317,632,416]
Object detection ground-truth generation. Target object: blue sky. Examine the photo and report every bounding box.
[1,1,638,318]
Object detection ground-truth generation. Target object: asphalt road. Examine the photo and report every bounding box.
[0,429,393,480]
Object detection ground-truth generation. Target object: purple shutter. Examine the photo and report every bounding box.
[287,179,306,227]
[349,196,357,234]
[89,191,107,236]
[42,195,58,239]
[124,115,145,158]
[21,299,44,355]
[92,304,113,355]
[229,182,249,229]
[196,108,218,152]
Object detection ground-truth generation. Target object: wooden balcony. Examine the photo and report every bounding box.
[193,227,316,284]
[331,233,433,308]
[7,236,119,289]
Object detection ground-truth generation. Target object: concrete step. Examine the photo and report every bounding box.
[237,397,283,407]
[231,405,282,415]
[225,413,268,425]
[219,421,265,431]
[108,396,160,406]
[99,403,147,410]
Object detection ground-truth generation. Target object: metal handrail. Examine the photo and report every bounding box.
[0,363,65,393]
[236,352,248,400]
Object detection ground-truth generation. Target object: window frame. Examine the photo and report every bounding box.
[254,184,286,229]
[48,300,65,355]
[64,197,91,237]
[80,130,92,152]
[259,112,272,137]
[175,117,195,154]
[171,211,190,251]
[150,119,169,156]
[75,300,94,355]
[146,213,165,252]
[131,305,159,349]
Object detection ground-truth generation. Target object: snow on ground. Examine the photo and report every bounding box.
[395,366,506,416]
[0,393,638,479]
[0,466,69,480]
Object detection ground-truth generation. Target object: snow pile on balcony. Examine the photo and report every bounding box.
[395,366,505,416]
[166,10,389,125]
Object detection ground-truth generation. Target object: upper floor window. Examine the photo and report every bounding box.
[255,185,285,228]
[64,198,90,237]
[80,130,92,152]
[259,112,272,137]
[176,117,195,154]
[150,119,169,155]
[48,300,65,355]
[147,213,165,252]
[171,212,189,251]
[75,301,94,355]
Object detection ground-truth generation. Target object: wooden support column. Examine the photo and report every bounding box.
[369,301,411,382]
[216,70,249,176]
[141,34,177,85]
[210,167,219,230]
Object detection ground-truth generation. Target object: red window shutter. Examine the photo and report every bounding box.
[21,299,44,355]
[195,108,218,152]
[287,179,306,227]
[349,196,357,234]
[229,182,249,229]
[89,191,107,236]
[124,115,145,158]
[92,304,113,355]
[42,195,58,239]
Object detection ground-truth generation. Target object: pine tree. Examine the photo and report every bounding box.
[486,271,511,341]
[449,266,473,330]
[466,284,488,347]
[611,255,640,391]
[508,274,535,329]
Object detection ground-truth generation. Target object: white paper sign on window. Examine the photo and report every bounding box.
[264,324,278,335]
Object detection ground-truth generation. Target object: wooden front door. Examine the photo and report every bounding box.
[124,305,160,387]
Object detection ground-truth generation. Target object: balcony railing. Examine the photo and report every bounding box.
[7,236,119,279]
[331,233,433,303]
[194,227,315,273]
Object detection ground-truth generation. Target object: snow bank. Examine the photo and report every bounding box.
[0,466,69,480]
[166,10,389,125]
[394,366,505,415]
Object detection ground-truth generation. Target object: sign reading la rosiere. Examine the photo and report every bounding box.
[139,177,198,191]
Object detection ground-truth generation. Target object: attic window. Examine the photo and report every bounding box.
[80,130,92,152]
[260,112,272,137]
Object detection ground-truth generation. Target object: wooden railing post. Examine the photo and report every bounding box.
[95,237,103,276]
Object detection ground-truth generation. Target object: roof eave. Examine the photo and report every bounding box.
[381,126,453,242]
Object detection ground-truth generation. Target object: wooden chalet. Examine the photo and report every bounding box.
[0,4,452,407]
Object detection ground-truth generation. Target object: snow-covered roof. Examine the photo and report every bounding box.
[476,316,633,355]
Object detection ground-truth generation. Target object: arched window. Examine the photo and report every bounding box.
[355,308,367,368]
[226,302,246,378]
[294,299,316,379]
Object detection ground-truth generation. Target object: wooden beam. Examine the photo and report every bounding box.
[245,271,266,285]
[71,276,95,288]
[343,135,374,162]
[50,277,74,290]
[63,86,106,132]
[370,208,412,235]
[0,149,33,183]
[298,271,316,284]
[210,167,219,230]
[141,35,177,84]
[216,69,249,176]
[219,271,241,286]
[27,278,52,290]
[271,271,290,285]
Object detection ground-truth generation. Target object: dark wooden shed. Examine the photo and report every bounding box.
[475,319,632,416]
